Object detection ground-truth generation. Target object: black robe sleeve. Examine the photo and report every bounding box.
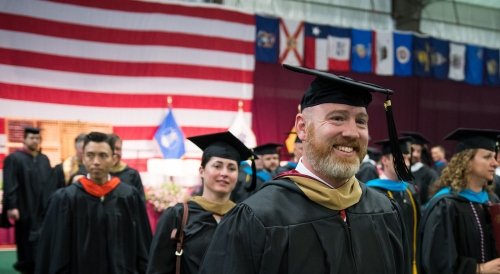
[419,197,477,274]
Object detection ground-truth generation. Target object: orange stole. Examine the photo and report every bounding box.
[79,177,120,198]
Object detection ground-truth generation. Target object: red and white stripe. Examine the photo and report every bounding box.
[0,0,255,172]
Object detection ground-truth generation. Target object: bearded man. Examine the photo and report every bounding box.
[199,65,411,274]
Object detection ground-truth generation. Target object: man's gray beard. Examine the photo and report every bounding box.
[307,147,361,181]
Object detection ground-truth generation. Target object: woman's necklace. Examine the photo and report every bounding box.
[469,202,485,263]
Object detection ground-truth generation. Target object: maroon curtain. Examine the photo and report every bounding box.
[252,62,500,154]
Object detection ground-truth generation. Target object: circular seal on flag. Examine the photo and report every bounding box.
[355,44,366,58]
[396,46,410,64]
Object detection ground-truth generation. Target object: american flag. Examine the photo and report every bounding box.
[0,0,255,171]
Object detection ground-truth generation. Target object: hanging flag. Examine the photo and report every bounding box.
[413,35,432,77]
[228,102,257,149]
[0,0,255,171]
[279,18,304,66]
[350,29,372,73]
[374,30,394,76]
[328,27,351,72]
[304,22,329,70]
[393,31,413,76]
[484,48,499,86]
[255,15,279,63]
[430,38,449,80]
[465,45,484,85]
[154,108,186,159]
[448,43,466,81]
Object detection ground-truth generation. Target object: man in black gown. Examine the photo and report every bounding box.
[35,132,151,274]
[199,65,411,274]
[1,127,52,274]
[402,131,439,206]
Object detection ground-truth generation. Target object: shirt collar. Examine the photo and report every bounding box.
[295,158,334,188]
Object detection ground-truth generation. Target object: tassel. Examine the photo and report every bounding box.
[384,97,413,181]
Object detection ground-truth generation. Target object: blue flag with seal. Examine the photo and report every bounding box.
[393,31,413,76]
[255,15,279,63]
[154,108,186,159]
[351,29,372,73]
[413,35,431,77]
[465,45,484,85]
[484,48,499,86]
[430,38,449,80]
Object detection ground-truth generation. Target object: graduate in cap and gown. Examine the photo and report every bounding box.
[35,132,152,274]
[1,127,52,273]
[402,131,439,206]
[356,146,381,183]
[419,128,500,274]
[253,143,283,178]
[147,131,255,274]
[366,137,420,274]
[199,65,412,274]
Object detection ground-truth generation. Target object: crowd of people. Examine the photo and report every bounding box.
[1,64,499,274]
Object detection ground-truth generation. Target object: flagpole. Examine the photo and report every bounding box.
[167,96,172,108]
[238,100,243,110]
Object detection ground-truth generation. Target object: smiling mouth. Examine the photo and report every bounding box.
[334,145,355,153]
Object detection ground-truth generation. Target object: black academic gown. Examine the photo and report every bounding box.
[199,180,410,274]
[230,170,264,203]
[411,164,439,205]
[147,201,222,274]
[494,175,500,199]
[366,181,421,273]
[355,161,379,183]
[35,181,152,274]
[1,150,51,273]
[111,166,146,202]
[419,194,499,274]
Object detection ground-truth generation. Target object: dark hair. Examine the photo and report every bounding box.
[74,133,87,144]
[83,132,115,153]
[24,127,40,139]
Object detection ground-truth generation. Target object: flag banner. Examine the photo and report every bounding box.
[279,18,304,66]
[413,35,432,77]
[304,22,329,70]
[255,15,279,63]
[393,31,413,76]
[228,104,257,149]
[430,38,449,80]
[0,0,255,171]
[374,30,394,75]
[484,48,499,86]
[328,27,351,72]
[154,108,186,159]
[465,45,484,85]
[448,43,466,81]
[350,29,372,73]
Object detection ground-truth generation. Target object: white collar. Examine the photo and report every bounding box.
[411,162,424,172]
[295,158,334,189]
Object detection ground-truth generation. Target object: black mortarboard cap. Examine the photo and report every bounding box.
[401,131,431,145]
[295,135,302,144]
[444,128,500,153]
[283,64,412,181]
[367,146,382,161]
[374,137,412,155]
[188,131,258,191]
[253,143,282,156]
[24,126,40,135]
[188,131,254,163]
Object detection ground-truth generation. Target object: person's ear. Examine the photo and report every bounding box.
[296,113,307,142]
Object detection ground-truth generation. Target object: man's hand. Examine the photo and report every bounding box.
[7,208,20,221]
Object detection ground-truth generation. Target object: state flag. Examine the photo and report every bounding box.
[351,29,372,73]
[465,45,484,85]
[448,43,466,81]
[304,23,329,70]
[327,27,351,71]
[413,35,432,77]
[430,38,449,80]
[154,108,186,159]
[255,15,279,63]
[484,48,499,86]
[374,30,394,75]
[279,19,304,66]
[393,31,413,76]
